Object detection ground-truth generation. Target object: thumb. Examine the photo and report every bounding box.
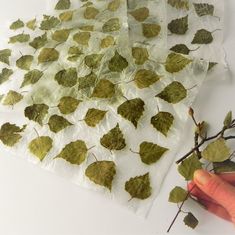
[194,169,235,223]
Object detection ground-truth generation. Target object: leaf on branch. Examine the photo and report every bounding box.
[168,15,188,35]
[129,7,149,22]
[48,115,72,133]
[142,23,161,38]
[73,32,91,45]
[2,90,23,106]
[183,212,199,229]
[84,109,107,127]
[192,29,213,44]
[0,49,11,65]
[58,96,81,115]
[169,186,188,203]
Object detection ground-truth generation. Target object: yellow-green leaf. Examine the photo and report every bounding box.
[130,7,149,22]
[0,68,13,85]
[48,115,72,133]
[84,54,103,69]
[169,186,188,203]
[16,55,33,71]
[9,33,30,43]
[59,10,74,22]
[52,29,70,42]
[26,18,37,30]
[168,15,188,35]
[0,49,11,65]
[54,68,77,87]
[100,36,115,48]
[2,90,23,106]
[142,23,161,38]
[58,96,81,114]
[78,72,97,90]
[224,111,232,127]
[21,69,43,88]
[55,0,71,10]
[73,32,91,45]
[108,0,121,11]
[29,33,48,50]
[40,15,60,30]
[84,7,99,19]
[91,79,115,99]
[108,50,128,72]
[84,109,107,127]
[102,18,120,33]
[132,47,149,65]
[38,48,59,63]
[10,19,24,30]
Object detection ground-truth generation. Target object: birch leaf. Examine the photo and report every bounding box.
[102,18,120,33]
[142,23,161,38]
[16,55,33,71]
[139,141,168,165]
[26,18,37,30]
[156,82,187,104]
[21,69,43,88]
[78,72,97,90]
[100,36,115,48]
[202,138,230,162]
[208,62,218,71]
[130,7,149,22]
[213,160,235,174]
[192,29,213,44]
[108,0,121,11]
[100,124,126,150]
[10,19,24,30]
[48,115,72,133]
[117,98,145,128]
[0,123,26,147]
[91,79,115,99]
[59,10,74,21]
[84,7,99,19]
[55,140,88,165]
[55,68,77,87]
[67,46,83,61]
[193,3,214,17]
[170,44,190,55]
[58,96,81,114]
[84,109,107,127]
[0,49,11,65]
[38,48,59,63]
[108,51,128,72]
[184,213,199,229]
[3,90,23,106]
[55,0,71,10]
[85,161,116,190]
[24,104,49,125]
[9,33,30,43]
[79,25,94,31]
[40,15,60,30]
[151,112,174,136]
[132,47,149,65]
[29,33,48,50]
[0,68,13,85]
[52,29,70,42]
[169,186,188,203]
[84,54,103,69]
[125,173,152,200]
[28,136,53,161]
[224,111,232,127]
[168,15,188,35]
[73,32,91,45]
[167,0,189,10]
[165,52,192,73]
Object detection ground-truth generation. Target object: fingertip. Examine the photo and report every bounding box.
[194,169,212,186]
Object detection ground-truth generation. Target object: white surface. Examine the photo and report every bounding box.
[0,1,234,235]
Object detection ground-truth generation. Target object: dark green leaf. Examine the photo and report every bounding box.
[192,29,213,44]
[169,186,188,203]
[183,213,199,229]
[193,3,214,17]
[170,44,190,55]
[48,115,72,133]
[84,109,107,127]
[84,54,103,69]
[108,50,128,72]
[168,15,188,35]
[78,72,97,90]
[21,69,43,88]
[167,0,189,10]
[213,160,235,174]
[54,68,77,87]
[208,62,218,71]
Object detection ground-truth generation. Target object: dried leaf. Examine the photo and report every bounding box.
[183,213,199,229]
[52,29,70,42]
[38,48,59,63]
[67,46,83,61]
[130,7,149,22]
[142,23,161,38]
[84,54,103,69]
[40,15,60,30]
[29,33,48,50]
[168,15,188,35]
[78,72,97,90]
[73,32,91,45]
[58,96,81,114]
[100,36,115,48]
[169,186,188,203]
[79,25,94,31]
[151,112,174,136]
[55,140,88,165]
[48,115,72,133]
[20,69,43,88]
[59,10,74,22]
[100,124,126,150]
[108,51,128,72]
[91,79,115,99]
[108,0,121,11]
[208,62,217,71]
[0,49,11,65]
[9,33,30,43]
[28,136,53,161]
[132,47,149,65]
[84,109,107,127]
[117,98,145,128]
[55,0,71,10]
[16,55,33,71]
[213,160,235,174]
[85,161,116,190]
[224,111,232,127]
[125,173,152,200]
[0,68,13,85]
[170,44,190,55]
[192,29,213,44]
[193,3,214,17]
[167,0,189,10]
[102,18,120,33]
[10,19,24,30]
[3,90,23,106]
[54,68,77,87]
[26,18,37,30]
[84,7,99,19]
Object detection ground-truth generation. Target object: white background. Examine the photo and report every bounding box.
[0,0,234,234]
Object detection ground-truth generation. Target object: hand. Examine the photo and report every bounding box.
[188,169,235,224]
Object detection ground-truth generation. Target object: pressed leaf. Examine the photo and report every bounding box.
[178,154,202,180]
[59,10,74,21]
[224,111,232,127]
[117,98,145,128]
[193,3,214,17]
[208,62,218,71]
[183,213,199,229]
[168,15,188,35]
[151,112,174,136]
[16,55,33,71]
[202,138,230,162]
[156,81,187,104]
[48,115,72,133]
[79,25,94,31]
[91,79,115,99]
[213,160,235,174]
[78,72,97,90]
[40,15,60,30]
[192,29,213,44]
[138,141,168,165]
[26,18,37,30]
[100,36,115,48]
[84,54,103,69]
[52,29,70,42]
[167,0,189,10]
[100,124,126,150]
[0,68,13,85]
[84,109,107,127]
[102,18,120,33]
[129,7,149,22]
[55,140,88,165]
[55,0,71,10]
[142,23,161,38]
[84,7,99,19]
[0,49,11,65]
[3,90,23,106]
[54,68,77,87]
[28,136,53,161]
[0,123,25,147]
[169,186,188,203]
[125,173,152,200]
[108,51,128,72]
[29,33,48,50]
[9,33,30,43]
[73,32,91,45]
[170,44,190,55]
[58,96,81,114]
[24,104,49,125]
[20,69,43,88]
[85,161,116,190]
[10,19,24,30]
[67,46,83,61]
[165,52,192,73]
[132,47,149,65]
[108,0,121,11]
[38,48,59,63]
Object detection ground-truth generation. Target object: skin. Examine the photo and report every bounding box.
[188,170,235,224]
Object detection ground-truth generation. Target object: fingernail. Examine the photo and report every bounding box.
[194,170,212,186]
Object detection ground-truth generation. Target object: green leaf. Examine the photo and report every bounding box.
[91,79,115,99]
[100,36,115,48]
[21,69,43,88]
[73,32,91,45]
[129,7,149,22]
[151,112,174,136]
[142,23,161,38]
[202,138,231,162]
[29,33,48,50]
[58,96,81,114]
[2,90,23,106]
[168,15,188,35]
[108,51,128,72]
[0,49,11,65]
[10,19,24,30]
[55,0,70,10]
[125,173,152,200]
[59,10,74,22]
[183,213,199,229]
[134,69,160,89]
[178,154,203,180]
[117,98,145,128]
[0,123,26,147]
[78,72,97,90]
[24,104,49,125]
[28,136,53,161]
[170,44,190,55]
[26,18,37,30]
[208,62,218,71]
[100,124,126,150]
[16,55,33,71]
[138,141,168,165]
[165,53,192,73]
[54,68,77,87]
[84,7,99,19]
[52,29,70,42]
[9,33,30,43]
[48,115,72,133]
[156,81,187,104]
[108,0,121,11]
[67,46,83,61]
[84,109,107,127]
[55,140,88,165]
[78,25,94,31]
[38,48,59,63]
[84,54,103,69]
[224,111,232,127]
[169,186,188,203]
[40,15,60,30]
[192,29,213,44]
[167,0,189,10]
[85,161,116,190]
[193,3,214,17]
[213,160,235,174]
[102,18,120,33]
[0,68,13,85]
[132,47,149,65]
